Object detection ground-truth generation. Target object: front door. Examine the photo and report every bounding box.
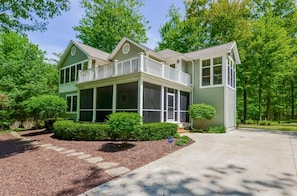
[167,93,175,121]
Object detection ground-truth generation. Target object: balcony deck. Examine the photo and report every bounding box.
[78,55,191,87]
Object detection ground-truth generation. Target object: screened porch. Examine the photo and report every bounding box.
[78,81,190,123]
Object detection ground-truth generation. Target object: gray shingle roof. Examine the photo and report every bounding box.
[75,41,110,61]
[157,49,182,59]
[185,42,236,59]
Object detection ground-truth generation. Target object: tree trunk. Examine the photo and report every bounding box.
[291,81,295,118]
[266,91,271,120]
[258,74,263,121]
[243,79,247,122]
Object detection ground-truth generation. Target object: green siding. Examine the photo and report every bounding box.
[112,41,145,61]
[226,87,236,128]
[61,45,88,68]
[192,60,225,126]
[59,91,78,120]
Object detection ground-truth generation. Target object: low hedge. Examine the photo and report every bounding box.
[53,120,109,140]
[132,123,178,141]
[53,120,178,141]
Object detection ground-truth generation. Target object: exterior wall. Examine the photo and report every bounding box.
[226,87,236,129]
[193,59,225,127]
[61,45,88,68]
[112,41,145,61]
[59,91,78,120]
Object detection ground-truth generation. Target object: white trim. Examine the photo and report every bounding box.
[138,79,143,119]
[112,84,117,113]
[92,87,96,122]
[161,85,164,122]
[66,94,78,113]
[60,59,89,70]
[143,109,162,112]
[177,89,180,123]
[167,92,175,122]
[122,43,130,54]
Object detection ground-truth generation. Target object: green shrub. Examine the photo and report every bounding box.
[245,119,254,124]
[132,122,177,141]
[258,120,271,126]
[107,112,141,141]
[207,126,225,133]
[173,133,181,139]
[236,119,241,127]
[189,103,216,130]
[53,120,109,140]
[175,135,190,146]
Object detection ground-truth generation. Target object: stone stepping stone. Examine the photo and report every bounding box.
[52,147,65,152]
[59,149,76,154]
[85,157,103,164]
[30,141,39,146]
[66,152,85,157]
[44,145,57,150]
[78,154,92,159]
[39,143,53,147]
[105,167,130,177]
[97,162,119,169]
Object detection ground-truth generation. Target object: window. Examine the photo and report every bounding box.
[202,59,210,86]
[213,57,222,85]
[201,57,222,87]
[60,69,65,84]
[76,64,81,80]
[66,95,77,112]
[65,67,70,83]
[70,66,76,82]
[227,57,236,88]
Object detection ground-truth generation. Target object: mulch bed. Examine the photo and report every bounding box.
[0,129,192,196]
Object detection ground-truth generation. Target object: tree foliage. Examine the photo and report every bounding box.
[0,0,70,32]
[74,0,149,53]
[0,32,59,122]
[159,0,297,121]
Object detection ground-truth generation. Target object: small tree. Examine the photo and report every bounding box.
[189,103,216,130]
[106,112,141,142]
[0,93,11,130]
[24,95,67,130]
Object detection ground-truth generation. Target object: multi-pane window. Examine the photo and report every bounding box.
[60,63,83,84]
[201,57,222,87]
[202,59,211,86]
[66,95,77,112]
[213,57,222,85]
[227,57,236,88]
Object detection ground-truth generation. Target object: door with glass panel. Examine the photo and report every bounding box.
[167,93,175,121]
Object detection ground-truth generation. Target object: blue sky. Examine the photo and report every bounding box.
[26,1,185,61]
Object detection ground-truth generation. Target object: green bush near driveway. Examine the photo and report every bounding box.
[132,123,177,141]
[207,126,225,133]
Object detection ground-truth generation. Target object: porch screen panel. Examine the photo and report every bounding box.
[96,86,112,122]
[180,91,189,122]
[143,82,161,123]
[80,89,93,121]
[116,82,138,111]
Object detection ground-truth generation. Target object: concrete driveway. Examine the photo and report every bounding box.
[81,129,297,196]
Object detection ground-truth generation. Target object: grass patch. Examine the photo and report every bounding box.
[0,129,12,134]
[239,124,297,132]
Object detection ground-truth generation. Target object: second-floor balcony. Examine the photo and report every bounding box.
[78,54,191,87]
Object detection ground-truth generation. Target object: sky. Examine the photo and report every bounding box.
[26,1,185,61]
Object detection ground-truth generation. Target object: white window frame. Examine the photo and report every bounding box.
[60,59,88,85]
[227,56,236,89]
[200,56,224,88]
[66,94,78,113]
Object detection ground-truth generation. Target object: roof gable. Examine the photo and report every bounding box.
[58,40,110,67]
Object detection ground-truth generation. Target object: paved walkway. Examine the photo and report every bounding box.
[81,129,297,196]
[10,132,130,178]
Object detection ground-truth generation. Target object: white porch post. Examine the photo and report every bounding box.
[161,85,164,122]
[177,89,180,123]
[92,87,96,122]
[112,84,117,113]
[114,60,118,76]
[138,79,143,122]
[138,52,144,72]
[77,90,80,121]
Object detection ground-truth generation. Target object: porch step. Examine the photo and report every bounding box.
[177,127,190,134]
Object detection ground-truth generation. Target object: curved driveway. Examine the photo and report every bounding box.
[81,129,297,196]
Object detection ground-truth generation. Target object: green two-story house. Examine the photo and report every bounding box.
[58,37,240,131]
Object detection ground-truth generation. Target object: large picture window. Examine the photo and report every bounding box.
[227,57,236,88]
[201,57,222,87]
[60,61,86,85]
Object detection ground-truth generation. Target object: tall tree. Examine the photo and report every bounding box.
[0,0,70,32]
[0,32,59,120]
[74,0,149,53]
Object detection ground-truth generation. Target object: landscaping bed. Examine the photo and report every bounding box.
[0,129,192,195]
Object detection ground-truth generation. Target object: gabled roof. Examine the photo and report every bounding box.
[157,49,182,59]
[185,42,241,64]
[108,37,164,61]
[58,40,110,67]
[75,42,110,61]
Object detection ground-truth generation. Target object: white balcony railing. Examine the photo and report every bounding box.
[78,54,191,86]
